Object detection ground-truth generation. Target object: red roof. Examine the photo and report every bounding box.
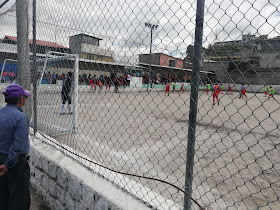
[4,36,68,49]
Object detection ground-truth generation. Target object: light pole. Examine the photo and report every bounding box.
[145,22,158,92]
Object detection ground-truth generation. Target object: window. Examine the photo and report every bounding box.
[86,54,94,60]
[168,59,176,67]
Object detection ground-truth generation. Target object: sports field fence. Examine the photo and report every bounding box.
[0,0,279,209]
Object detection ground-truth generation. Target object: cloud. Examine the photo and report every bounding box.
[0,0,16,16]
[204,0,280,46]
[0,0,279,64]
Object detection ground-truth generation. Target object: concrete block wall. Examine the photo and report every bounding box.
[30,149,122,210]
[29,137,152,210]
[28,131,180,210]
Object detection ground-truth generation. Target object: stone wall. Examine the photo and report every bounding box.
[259,53,280,69]
[203,61,280,85]
[224,67,280,85]
[29,130,180,210]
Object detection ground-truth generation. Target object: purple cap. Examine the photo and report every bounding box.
[3,84,31,99]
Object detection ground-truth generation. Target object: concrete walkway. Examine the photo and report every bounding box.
[30,186,50,210]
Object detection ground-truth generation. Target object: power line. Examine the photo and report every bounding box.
[2,13,188,58]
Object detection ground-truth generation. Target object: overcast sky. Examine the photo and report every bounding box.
[0,0,16,16]
[0,0,279,64]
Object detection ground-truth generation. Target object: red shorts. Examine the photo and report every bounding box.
[213,94,218,98]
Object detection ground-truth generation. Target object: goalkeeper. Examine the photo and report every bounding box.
[60,72,73,115]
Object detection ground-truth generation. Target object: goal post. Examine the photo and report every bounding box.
[35,51,79,135]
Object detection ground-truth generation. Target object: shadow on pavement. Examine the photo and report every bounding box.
[30,186,51,210]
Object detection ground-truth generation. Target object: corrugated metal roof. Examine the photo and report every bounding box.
[4,35,68,49]
[70,33,103,40]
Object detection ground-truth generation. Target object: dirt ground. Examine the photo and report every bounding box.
[34,88,280,209]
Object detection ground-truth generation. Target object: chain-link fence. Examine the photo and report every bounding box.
[0,0,280,209]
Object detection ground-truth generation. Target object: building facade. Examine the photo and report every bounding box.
[139,53,184,68]
[69,33,114,62]
[0,35,70,76]
[1,35,70,55]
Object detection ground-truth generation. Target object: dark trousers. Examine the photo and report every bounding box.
[0,154,30,210]
[114,83,119,93]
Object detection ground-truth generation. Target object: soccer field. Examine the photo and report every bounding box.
[36,88,279,209]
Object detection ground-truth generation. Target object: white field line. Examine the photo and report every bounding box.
[78,133,137,164]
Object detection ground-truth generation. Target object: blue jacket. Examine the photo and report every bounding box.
[0,104,30,169]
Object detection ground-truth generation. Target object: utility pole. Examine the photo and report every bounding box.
[145,22,158,92]
[32,0,37,134]
[184,0,205,209]
[16,0,32,119]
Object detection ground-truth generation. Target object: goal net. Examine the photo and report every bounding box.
[35,51,79,135]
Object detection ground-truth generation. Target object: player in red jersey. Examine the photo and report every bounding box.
[212,83,220,105]
[226,84,233,94]
[97,80,103,91]
[165,83,170,95]
[105,77,111,91]
[90,77,96,91]
[239,84,247,99]
[178,83,184,93]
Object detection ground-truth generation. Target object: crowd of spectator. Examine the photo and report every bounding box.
[142,73,190,85]
[0,70,16,83]
[41,72,133,86]
[1,70,190,87]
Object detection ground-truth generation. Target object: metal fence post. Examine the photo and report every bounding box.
[32,0,37,134]
[149,28,152,92]
[16,0,32,119]
[73,54,79,129]
[184,0,205,209]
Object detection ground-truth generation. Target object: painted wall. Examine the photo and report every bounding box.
[159,54,183,68]
[139,54,160,65]
[139,54,183,68]
[80,52,113,62]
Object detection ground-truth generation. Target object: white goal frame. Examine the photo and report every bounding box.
[37,51,79,133]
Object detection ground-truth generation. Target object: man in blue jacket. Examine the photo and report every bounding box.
[0,84,31,210]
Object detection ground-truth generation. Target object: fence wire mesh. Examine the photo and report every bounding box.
[0,0,280,209]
